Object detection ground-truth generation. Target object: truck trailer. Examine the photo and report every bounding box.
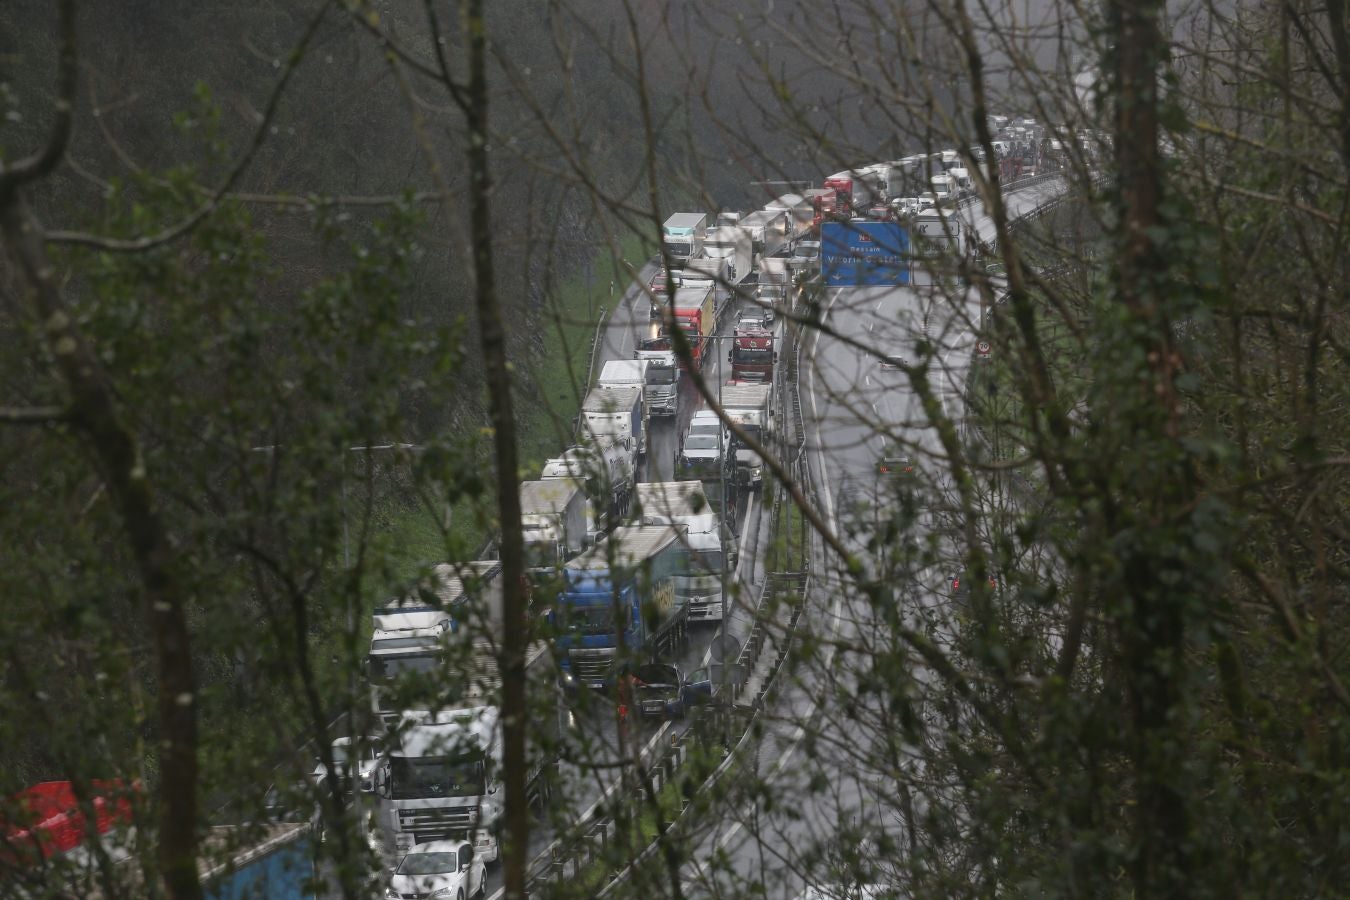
[636,482,733,622]
[598,359,651,425]
[766,192,814,243]
[581,383,644,457]
[554,525,691,689]
[721,383,774,490]
[541,439,634,538]
[519,479,589,573]
[757,256,792,314]
[669,284,716,370]
[704,225,754,284]
[661,212,707,263]
[739,208,791,263]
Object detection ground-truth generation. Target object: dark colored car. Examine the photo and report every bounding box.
[630,663,713,720]
[878,444,915,476]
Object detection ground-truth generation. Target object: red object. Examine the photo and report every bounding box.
[824,177,854,218]
[730,328,775,382]
[671,294,715,370]
[804,188,837,231]
[3,780,137,864]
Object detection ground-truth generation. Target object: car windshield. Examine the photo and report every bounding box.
[684,434,721,451]
[396,851,457,876]
[388,756,485,800]
[687,421,721,437]
[635,664,679,686]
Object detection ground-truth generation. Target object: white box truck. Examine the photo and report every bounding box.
[662,212,707,262]
[704,225,754,284]
[636,481,735,622]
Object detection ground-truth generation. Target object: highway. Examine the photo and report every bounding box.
[374,180,1068,900]
[473,259,769,899]
[673,178,1069,899]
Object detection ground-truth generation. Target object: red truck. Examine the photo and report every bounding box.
[803,187,837,232]
[670,284,715,370]
[824,175,854,218]
[730,326,775,383]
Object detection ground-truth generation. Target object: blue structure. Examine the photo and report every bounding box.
[205,826,315,900]
[821,222,910,286]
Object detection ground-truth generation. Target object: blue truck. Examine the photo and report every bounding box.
[555,525,691,689]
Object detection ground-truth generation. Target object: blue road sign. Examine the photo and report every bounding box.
[821,221,911,286]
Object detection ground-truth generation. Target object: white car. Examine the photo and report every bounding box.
[310,735,383,797]
[386,839,486,900]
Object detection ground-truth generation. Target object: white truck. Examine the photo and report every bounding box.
[757,256,791,316]
[368,561,503,727]
[740,208,791,265]
[681,256,729,323]
[636,481,734,622]
[683,255,728,287]
[581,382,645,456]
[598,359,651,424]
[541,439,634,538]
[765,193,814,243]
[375,637,560,864]
[949,167,974,195]
[519,478,589,572]
[930,172,957,203]
[720,383,774,491]
[662,212,707,263]
[704,225,754,285]
[634,346,679,417]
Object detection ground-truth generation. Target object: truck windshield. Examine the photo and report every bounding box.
[368,652,440,684]
[646,366,676,385]
[562,602,618,635]
[389,756,485,800]
[684,549,724,574]
[664,241,693,258]
[733,348,773,364]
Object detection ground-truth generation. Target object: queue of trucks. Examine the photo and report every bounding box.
[354,119,1061,884]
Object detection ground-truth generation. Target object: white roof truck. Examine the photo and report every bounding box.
[637,481,735,622]
[662,212,707,263]
[720,383,774,491]
[740,208,791,265]
[930,172,958,204]
[519,478,590,572]
[375,638,559,865]
[598,359,651,428]
[757,256,791,317]
[704,226,754,285]
[582,383,645,457]
[765,193,814,243]
[542,439,634,539]
[368,561,504,727]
